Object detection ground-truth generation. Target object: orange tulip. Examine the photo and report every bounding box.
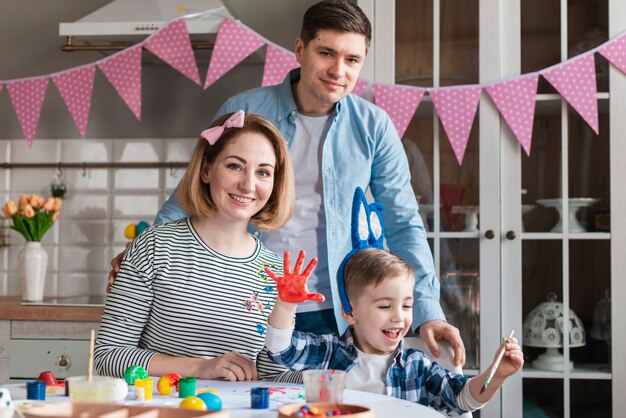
[2,201,17,217]
[30,194,44,208]
[52,211,60,222]
[42,197,55,211]
[18,193,29,211]
[53,198,63,212]
[23,204,35,218]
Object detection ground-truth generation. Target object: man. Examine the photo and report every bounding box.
[110,0,465,366]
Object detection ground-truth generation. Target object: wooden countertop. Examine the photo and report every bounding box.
[0,297,103,322]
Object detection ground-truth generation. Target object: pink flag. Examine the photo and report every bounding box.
[98,45,142,120]
[52,65,96,138]
[351,79,369,97]
[598,33,626,75]
[372,84,425,138]
[6,77,49,147]
[486,74,539,156]
[429,86,482,165]
[204,19,265,89]
[144,19,201,86]
[262,45,300,87]
[542,53,599,134]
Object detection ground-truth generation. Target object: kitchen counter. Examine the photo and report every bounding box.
[0,297,103,322]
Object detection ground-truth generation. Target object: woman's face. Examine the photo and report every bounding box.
[201,132,277,225]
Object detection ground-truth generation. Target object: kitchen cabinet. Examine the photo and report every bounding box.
[0,299,102,383]
[365,0,625,417]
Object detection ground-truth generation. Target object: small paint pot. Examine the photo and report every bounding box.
[178,377,196,398]
[250,387,270,409]
[26,381,45,400]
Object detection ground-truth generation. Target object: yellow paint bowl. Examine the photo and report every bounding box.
[66,376,128,403]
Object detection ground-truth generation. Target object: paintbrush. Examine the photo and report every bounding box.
[480,330,515,395]
[88,329,95,382]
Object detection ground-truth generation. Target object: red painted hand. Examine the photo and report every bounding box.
[264,250,325,303]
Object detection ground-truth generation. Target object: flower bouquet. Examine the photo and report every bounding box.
[2,194,62,241]
[2,194,62,301]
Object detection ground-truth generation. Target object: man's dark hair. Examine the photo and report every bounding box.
[301,0,372,49]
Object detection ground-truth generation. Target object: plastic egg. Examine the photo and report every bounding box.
[124,224,137,240]
[179,396,208,411]
[197,392,222,411]
[157,373,181,395]
[123,365,148,385]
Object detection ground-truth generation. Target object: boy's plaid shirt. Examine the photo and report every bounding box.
[268,327,469,416]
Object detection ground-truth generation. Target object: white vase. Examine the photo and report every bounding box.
[18,242,48,302]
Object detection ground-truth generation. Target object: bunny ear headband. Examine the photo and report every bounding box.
[337,187,385,313]
[200,110,245,145]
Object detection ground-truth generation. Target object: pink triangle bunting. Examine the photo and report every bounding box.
[598,33,626,75]
[52,65,96,138]
[542,53,599,134]
[144,18,201,86]
[98,45,142,120]
[204,19,266,89]
[6,77,49,147]
[429,86,482,165]
[372,84,424,138]
[262,45,300,87]
[351,79,369,97]
[486,74,539,156]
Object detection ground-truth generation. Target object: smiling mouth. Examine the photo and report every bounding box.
[229,194,254,204]
[322,79,345,88]
[382,328,403,341]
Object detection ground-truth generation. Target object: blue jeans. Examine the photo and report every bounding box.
[295,309,338,334]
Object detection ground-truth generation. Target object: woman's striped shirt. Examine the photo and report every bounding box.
[94,218,299,382]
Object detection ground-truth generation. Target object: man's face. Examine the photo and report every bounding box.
[294,29,367,115]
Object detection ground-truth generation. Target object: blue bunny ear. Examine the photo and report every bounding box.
[351,187,370,249]
[368,202,385,249]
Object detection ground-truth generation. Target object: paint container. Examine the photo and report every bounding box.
[178,377,196,398]
[26,381,45,400]
[66,376,128,403]
[250,387,270,409]
[302,370,346,403]
[134,377,153,401]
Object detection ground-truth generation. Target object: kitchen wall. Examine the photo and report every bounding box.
[0,0,319,297]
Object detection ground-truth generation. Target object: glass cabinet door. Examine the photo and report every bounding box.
[394,0,482,372]
[518,1,613,417]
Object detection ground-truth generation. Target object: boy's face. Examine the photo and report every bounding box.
[343,274,414,355]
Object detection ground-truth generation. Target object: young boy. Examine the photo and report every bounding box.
[265,248,523,415]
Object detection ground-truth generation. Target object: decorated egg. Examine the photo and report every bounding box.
[123,365,148,385]
[157,373,181,395]
[179,396,208,411]
[197,392,222,411]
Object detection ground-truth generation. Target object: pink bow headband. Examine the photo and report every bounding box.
[200,110,246,145]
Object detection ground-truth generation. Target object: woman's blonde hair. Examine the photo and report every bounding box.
[177,112,294,231]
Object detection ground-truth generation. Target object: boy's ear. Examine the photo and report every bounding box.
[342,309,357,325]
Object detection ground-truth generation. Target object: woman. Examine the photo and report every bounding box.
[94,111,297,382]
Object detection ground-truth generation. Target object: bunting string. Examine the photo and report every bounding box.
[1,14,625,157]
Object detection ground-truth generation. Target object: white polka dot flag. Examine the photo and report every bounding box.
[144,19,201,86]
[262,44,300,87]
[542,52,599,134]
[351,79,369,97]
[598,33,626,75]
[372,83,425,138]
[51,65,96,138]
[6,77,49,147]
[204,19,266,89]
[98,45,143,120]
[429,86,482,165]
[486,74,539,156]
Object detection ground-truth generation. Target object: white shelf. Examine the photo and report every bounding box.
[426,232,481,239]
[522,364,612,380]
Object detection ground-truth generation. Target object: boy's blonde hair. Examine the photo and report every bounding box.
[343,248,414,304]
[177,112,295,232]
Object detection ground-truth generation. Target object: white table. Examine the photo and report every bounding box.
[2,380,442,418]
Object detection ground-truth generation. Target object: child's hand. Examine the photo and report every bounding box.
[493,336,524,379]
[265,250,325,303]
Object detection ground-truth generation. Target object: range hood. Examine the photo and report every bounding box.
[59,0,233,41]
